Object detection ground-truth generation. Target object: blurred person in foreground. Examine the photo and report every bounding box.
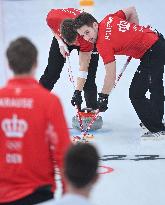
[0,37,71,205]
[55,143,99,205]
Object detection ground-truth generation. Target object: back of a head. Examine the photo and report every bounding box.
[61,19,77,45]
[64,143,99,188]
[74,12,98,30]
[6,37,38,75]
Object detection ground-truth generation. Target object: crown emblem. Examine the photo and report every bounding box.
[1,114,28,138]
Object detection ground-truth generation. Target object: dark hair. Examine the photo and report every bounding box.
[6,37,37,75]
[61,19,78,44]
[64,143,99,188]
[74,12,98,30]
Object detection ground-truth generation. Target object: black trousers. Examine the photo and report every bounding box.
[129,34,165,132]
[40,37,99,109]
[0,185,53,205]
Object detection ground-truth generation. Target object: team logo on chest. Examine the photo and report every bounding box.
[117,21,130,32]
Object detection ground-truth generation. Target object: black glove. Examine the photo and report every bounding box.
[97,93,109,112]
[71,90,83,109]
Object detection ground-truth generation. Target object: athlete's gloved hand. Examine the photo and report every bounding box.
[57,39,69,58]
[71,90,83,110]
[97,93,109,112]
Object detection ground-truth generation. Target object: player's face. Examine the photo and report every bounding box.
[77,22,98,43]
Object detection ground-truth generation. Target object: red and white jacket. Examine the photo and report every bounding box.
[97,10,158,64]
[47,8,94,52]
[0,77,71,203]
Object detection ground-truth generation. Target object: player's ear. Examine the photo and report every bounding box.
[93,22,98,29]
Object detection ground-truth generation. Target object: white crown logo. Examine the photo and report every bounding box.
[1,114,28,138]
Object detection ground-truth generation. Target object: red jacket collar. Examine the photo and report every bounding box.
[7,77,38,86]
